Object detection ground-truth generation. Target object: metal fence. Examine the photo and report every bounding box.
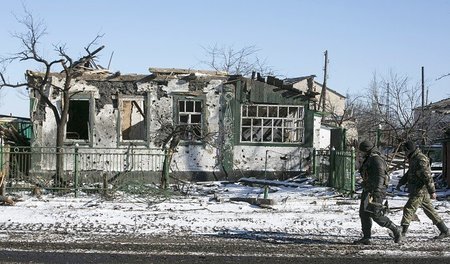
[312,149,331,185]
[1,145,165,194]
[1,144,356,194]
[313,148,356,193]
[330,149,356,193]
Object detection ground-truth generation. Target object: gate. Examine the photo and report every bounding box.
[313,148,355,193]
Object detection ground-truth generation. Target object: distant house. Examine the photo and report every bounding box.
[0,114,31,146]
[416,97,450,185]
[27,68,324,182]
[285,77,356,149]
[414,97,450,143]
[442,129,450,187]
[284,77,346,115]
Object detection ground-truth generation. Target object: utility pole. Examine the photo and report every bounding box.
[319,50,328,114]
[421,66,425,114]
[386,82,390,119]
[386,82,391,145]
[421,66,426,145]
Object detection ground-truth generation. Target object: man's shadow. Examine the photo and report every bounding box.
[207,229,349,245]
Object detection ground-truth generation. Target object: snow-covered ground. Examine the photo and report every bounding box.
[1,169,450,257]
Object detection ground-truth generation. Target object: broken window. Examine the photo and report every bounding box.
[176,98,204,140]
[119,97,146,141]
[66,100,90,140]
[241,104,304,144]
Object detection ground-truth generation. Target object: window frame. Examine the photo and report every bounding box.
[117,95,149,145]
[64,93,95,146]
[239,104,305,145]
[173,94,206,144]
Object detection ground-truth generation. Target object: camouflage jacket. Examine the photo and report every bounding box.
[398,148,435,196]
[359,150,389,198]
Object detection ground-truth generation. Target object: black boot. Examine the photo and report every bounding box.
[434,222,449,239]
[401,224,409,237]
[387,222,402,243]
[353,237,371,245]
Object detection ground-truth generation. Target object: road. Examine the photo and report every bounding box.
[0,233,449,263]
[1,250,450,264]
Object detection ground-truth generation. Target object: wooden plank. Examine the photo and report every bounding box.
[230,197,275,206]
[238,177,312,188]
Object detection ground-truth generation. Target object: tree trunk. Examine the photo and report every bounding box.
[54,122,65,188]
[161,149,174,189]
[54,89,70,188]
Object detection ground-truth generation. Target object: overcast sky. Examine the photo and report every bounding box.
[1,0,449,118]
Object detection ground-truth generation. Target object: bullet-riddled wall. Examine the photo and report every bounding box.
[29,70,315,181]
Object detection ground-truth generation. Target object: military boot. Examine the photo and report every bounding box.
[434,222,449,239]
[353,237,371,245]
[401,224,409,237]
[354,227,372,245]
[387,222,402,243]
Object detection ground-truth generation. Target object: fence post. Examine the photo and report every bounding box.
[329,147,335,187]
[74,144,79,197]
[350,147,355,193]
[103,173,107,197]
[264,150,268,179]
[312,148,316,176]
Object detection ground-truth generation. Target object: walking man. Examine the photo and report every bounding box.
[396,140,449,239]
[354,140,402,245]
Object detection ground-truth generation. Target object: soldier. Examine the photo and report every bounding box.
[396,141,449,239]
[354,140,401,245]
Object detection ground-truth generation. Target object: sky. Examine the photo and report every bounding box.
[0,0,449,118]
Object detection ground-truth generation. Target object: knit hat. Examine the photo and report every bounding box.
[358,140,374,152]
[403,141,416,154]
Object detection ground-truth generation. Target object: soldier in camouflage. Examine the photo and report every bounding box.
[354,140,402,245]
[396,141,449,239]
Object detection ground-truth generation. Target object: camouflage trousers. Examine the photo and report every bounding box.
[401,192,443,226]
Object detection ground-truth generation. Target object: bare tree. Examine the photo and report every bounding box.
[324,93,360,127]
[355,72,410,145]
[200,44,274,77]
[436,73,450,81]
[152,107,217,189]
[354,71,445,148]
[0,8,104,185]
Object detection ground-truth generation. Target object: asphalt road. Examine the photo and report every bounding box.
[1,233,450,263]
[1,250,450,264]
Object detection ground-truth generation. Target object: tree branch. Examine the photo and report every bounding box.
[200,44,272,76]
[436,73,450,81]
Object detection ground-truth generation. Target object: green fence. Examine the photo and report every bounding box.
[0,145,165,195]
[313,148,355,193]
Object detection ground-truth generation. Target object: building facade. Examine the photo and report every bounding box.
[28,68,318,182]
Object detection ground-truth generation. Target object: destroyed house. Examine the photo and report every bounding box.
[415,97,450,184]
[0,114,32,146]
[27,68,319,182]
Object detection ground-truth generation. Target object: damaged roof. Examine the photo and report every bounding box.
[283,76,346,98]
[148,67,228,76]
[424,97,450,114]
[283,75,317,85]
[26,70,149,82]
